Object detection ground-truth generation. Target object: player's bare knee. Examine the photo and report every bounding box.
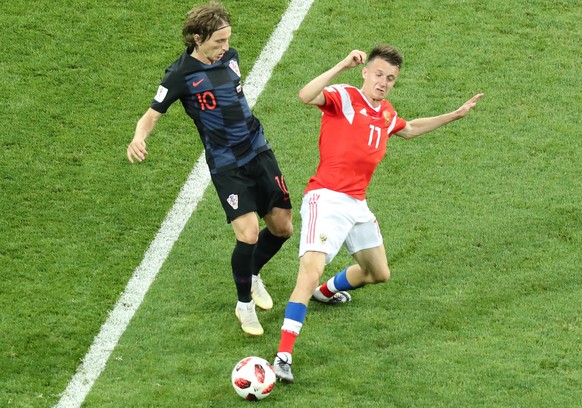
[266,218,293,239]
[276,222,293,239]
[265,209,293,238]
[286,222,293,238]
[297,269,321,294]
[237,230,259,244]
[373,266,391,283]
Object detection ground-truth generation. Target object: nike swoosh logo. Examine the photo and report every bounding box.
[192,78,204,87]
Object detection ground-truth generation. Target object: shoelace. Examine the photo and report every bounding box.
[276,355,291,368]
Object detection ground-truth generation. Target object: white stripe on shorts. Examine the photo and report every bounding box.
[306,192,319,244]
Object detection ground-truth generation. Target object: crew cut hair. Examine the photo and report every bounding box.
[368,44,403,68]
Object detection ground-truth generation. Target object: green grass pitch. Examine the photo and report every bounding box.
[0,0,580,406]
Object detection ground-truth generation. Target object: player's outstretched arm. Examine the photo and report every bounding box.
[298,50,367,106]
[395,93,484,139]
[454,93,484,119]
[127,108,163,163]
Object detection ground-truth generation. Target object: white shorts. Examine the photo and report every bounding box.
[299,189,383,265]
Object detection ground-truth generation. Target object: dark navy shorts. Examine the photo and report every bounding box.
[211,150,292,223]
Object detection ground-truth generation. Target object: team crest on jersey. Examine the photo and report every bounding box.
[229,59,241,77]
[227,194,239,210]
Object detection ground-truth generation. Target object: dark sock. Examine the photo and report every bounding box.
[252,228,289,276]
[231,240,256,302]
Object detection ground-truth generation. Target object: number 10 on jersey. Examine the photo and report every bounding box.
[197,91,217,110]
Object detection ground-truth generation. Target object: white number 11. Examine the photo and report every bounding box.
[368,125,381,149]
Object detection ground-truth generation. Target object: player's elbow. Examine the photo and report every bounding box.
[396,127,421,140]
[298,89,323,106]
[298,90,311,104]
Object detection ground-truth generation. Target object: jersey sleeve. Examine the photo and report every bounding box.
[319,85,344,115]
[381,100,407,136]
[150,67,185,114]
[391,115,407,135]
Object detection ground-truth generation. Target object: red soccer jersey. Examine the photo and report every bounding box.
[304,84,407,200]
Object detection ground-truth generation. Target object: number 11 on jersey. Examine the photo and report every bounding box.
[368,125,382,149]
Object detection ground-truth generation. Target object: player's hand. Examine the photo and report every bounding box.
[344,50,366,69]
[127,139,148,163]
[456,93,484,118]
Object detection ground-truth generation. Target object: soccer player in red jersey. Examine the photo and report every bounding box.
[273,45,483,382]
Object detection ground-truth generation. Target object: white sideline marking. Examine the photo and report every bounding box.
[55,1,314,407]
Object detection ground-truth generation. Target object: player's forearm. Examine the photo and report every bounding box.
[298,62,349,105]
[128,111,159,163]
[402,111,461,138]
[133,118,154,142]
[133,109,160,142]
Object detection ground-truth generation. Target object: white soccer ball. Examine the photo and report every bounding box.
[231,356,276,401]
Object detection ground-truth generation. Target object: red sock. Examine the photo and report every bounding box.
[278,330,298,354]
[319,281,335,298]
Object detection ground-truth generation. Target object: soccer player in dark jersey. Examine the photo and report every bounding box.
[127,2,293,336]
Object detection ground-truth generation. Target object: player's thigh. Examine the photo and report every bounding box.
[298,190,353,265]
[211,169,258,222]
[254,150,291,218]
[344,217,383,255]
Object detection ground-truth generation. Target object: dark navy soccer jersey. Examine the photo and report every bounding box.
[150,48,270,174]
